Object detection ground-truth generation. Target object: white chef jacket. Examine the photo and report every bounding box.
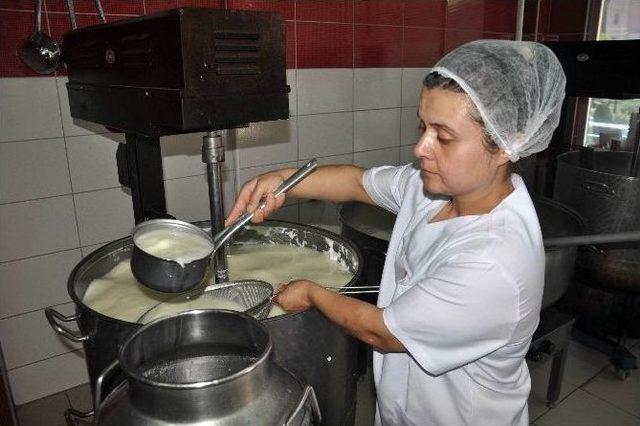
[362,163,545,426]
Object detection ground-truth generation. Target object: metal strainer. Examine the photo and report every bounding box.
[137,280,273,324]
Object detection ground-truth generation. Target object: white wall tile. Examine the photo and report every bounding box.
[0,196,79,262]
[0,77,63,142]
[9,350,89,405]
[0,138,71,203]
[402,67,429,108]
[0,303,82,370]
[56,76,108,137]
[354,68,402,110]
[354,147,400,169]
[269,204,299,223]
[235,118,297,169]
[299,201,341,234]
[401,106,422,146]
[298,112,353,159]
[0,249,81,319]
[165,171,236,222]
[80,243,106,258]
[161,131,235,180]
[66,133,123,193]
[297,69,353,115]
[237,162,298,207]
[287,69,297,117]
[400,145,416,165]
[354,109,401,151]
[74,187,134,246]
[299,153,354,167]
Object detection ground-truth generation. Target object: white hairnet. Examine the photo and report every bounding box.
[431,40,566,162]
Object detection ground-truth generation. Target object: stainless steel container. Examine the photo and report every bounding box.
[96,310,320,425]
[45,221,362,426]
[554,151,640,292]
[339,197,584,309]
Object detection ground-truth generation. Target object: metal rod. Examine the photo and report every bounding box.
[94,0,106,23]
[203,132,229,283]
[515,0,525,41]
[35,0,42,32]
[543,231,640,248]
[66,0,77,30]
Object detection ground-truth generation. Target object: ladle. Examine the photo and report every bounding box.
[131,159,318,293]
[19,0,62,74]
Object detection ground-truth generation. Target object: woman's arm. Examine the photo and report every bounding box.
[226,164,374,225]
[275,280,405,353]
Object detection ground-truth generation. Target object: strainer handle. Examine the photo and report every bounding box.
[94,359,120,422]
[285,385,321,425]
[45,307,89,342]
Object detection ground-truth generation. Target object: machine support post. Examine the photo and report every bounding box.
[203,131,229,283]
[117,133,168,224]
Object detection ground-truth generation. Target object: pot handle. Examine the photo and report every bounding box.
[285,385,321,426]
[94,359,121,422]
[64,407,95,423]
[44,307,89,342]
[581,180,615,197]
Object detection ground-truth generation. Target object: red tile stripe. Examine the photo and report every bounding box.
[1,0,588,77]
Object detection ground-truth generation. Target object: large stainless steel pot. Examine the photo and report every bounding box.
[554,151,640,292]
[339,197,584,309]
[46,221,362,426]
[96,310,320,425]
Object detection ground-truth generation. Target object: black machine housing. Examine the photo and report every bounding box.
[63,8,289,137]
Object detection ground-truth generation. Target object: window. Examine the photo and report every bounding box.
[582,0,640,148]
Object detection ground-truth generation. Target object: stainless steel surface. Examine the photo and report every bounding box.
[213,159,318,253]
[137,279,274,324]
[203,132,229,283]
[50,220,362,426]
[544,231,640,248]
[44,308,89,342]
[554,151,640,292]
[19,0,62,74]
[130,219,214,293]
[96,310,319,425]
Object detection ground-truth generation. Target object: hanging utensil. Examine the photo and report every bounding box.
[19,0,62,74]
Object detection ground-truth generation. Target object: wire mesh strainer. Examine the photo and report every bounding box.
[137,280,273,324]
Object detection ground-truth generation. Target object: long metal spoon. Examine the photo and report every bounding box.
[211,158,318,253]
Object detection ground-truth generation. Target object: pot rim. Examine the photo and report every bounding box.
[68,220,363,325]
[557,150,640,182]
[131,218,214,263]
[117,309,273,389]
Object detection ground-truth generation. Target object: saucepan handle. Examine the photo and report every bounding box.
[44,307,90,343]
[285,385,322,425]
[94,360,121,422]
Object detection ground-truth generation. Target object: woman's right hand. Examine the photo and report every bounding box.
[225,171,288,226]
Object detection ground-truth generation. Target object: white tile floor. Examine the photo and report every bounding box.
[14,338,640,426]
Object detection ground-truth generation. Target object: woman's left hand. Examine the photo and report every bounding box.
[274,279,320,312]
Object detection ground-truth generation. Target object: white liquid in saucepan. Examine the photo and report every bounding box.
[82,244,354,322]
[134,229,213,266]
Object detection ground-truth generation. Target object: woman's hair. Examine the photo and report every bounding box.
[422,72,500,155]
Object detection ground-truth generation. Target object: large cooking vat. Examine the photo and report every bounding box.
[339,197,584,309]
[96,310,319,425]
[46,220,362,426]
[554,151,640,292]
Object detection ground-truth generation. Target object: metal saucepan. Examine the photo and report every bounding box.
[131,159,318,293]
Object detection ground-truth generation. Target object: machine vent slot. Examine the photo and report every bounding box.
[118,33,152,69]
[214,31,260,75]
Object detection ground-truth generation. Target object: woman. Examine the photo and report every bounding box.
[226,40,566,425]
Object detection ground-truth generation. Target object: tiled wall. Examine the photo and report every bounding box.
[0,0,588,406]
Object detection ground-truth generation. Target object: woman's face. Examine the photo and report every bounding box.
[413,87,509,197]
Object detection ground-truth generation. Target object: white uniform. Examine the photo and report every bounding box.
[363,164,545,426]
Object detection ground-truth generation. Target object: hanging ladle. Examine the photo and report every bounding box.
[131,159,318,293]
[19,0,62,74]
